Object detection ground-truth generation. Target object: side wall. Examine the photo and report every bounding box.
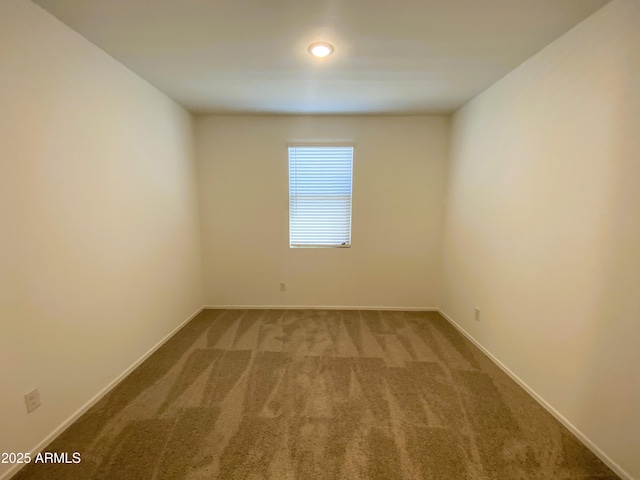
[196,115,449,308]
[441,0,640,478]
[0,2,204,477]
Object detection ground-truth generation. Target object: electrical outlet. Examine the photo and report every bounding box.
[279,282,286,292]
[474,308,481,321]
[24,389,41,413]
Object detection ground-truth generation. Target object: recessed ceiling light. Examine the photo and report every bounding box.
[308,42,334,58]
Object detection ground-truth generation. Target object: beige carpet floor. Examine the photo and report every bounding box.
[13,309,619,480]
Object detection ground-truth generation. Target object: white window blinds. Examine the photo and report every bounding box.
[288,145,354,248]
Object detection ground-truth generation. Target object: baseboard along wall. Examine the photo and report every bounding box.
[1,306,205,480]
[4,305,632,480]
[437,309,634,480]
[204,305,439,311]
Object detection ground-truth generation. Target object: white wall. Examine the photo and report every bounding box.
[441,0,640,478]
[0,1,204,477]
[196,115,449,308]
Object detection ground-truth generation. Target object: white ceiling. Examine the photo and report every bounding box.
[33,0,610,115]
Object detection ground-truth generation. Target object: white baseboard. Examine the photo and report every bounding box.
[438,309,634,480]
[0,305,205,480]
[204,305,438,311]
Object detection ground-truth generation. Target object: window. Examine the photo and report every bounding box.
[288,145,354,248]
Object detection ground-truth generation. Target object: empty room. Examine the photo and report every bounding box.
[1,0,638,479]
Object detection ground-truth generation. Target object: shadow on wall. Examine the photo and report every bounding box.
[576,41,640,473]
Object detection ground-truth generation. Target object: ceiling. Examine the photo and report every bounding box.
[33,0,610,115]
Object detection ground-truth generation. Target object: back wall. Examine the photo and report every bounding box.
[195,115,449,308]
